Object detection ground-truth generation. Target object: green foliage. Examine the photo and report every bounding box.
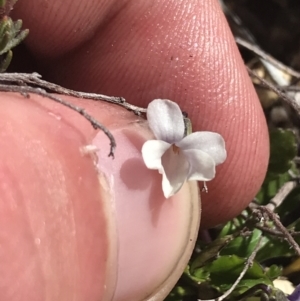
[256,236,292,262]
[276,186,300,222]
[166,128,299,300]
[257,129,297,205]
[191,235,234,271]
[265,129,297,182]
[220,229,262,258]
[0,0,28,71]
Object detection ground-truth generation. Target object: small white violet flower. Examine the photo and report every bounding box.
[142,99,227,198]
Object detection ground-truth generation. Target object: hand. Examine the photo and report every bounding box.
[1,0,269,300]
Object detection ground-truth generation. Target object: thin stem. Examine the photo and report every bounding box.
[265,181,296,211]
[0,72,147,114]
[0,83,117,158]
[250,204,300,256]
[236,284,272,301]
[254,224,300,237]
[0,72,149,157]
[236,37,300,78]
[198,235,263,301]
[247,67,300,116]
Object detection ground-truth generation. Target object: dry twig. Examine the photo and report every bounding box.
[265,181,297,211]
[0,72,146,114]
[247,67,300,116]
[250,204,300,256]
[198,235,263,301]
[236,37,300,78]
[0,72,147,158]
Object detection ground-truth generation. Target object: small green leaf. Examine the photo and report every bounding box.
[190,235,234,271]
[276,186,300,223]
[220,229,262,258]
[0,20,11,53]
[0,49,12,72]
[12,19,23,32]
[0,27,29,54]
[218,215,247,237]
[257,171,291,205]
[267,129,297,178]
[266,265,282,279]
[185,265,210,283]
[202,255,272,294]
[192,268,210,282]
[256,236,293,262]
[165,285,196,301]
[0,0,6,8]
[0,17,10,38]
[228,278,271,295]
[205,255,265,278]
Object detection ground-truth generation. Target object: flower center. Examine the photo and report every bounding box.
[172,144,180,154]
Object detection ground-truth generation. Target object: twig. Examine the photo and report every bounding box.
[221,1,257,45]
[254,224,300,237]
[0,72,149,158]
[265,181,296,211]
[250,204,300,256]
[253,82,300,94]
[278,86,300,93]
[0,83,117,157]
[261,207,300,256]
[236,37,300,78]
[236,284,272,301]
[247,67,300,115]
[198,235,263,301]
[0,72,147,114]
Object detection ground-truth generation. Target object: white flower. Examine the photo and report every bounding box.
[142,99,227,198]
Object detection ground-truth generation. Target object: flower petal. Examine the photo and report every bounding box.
[288,284,300,301]
[147,99,185,144]
[142,140,170,170]
[177,131,227,165]
[161,146,189,198]
[183,149,216,181]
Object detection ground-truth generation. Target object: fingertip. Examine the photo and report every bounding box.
[0,93,115,300]
[0,92,202,300]
[12,0,269,228]
[186,1,269,227]
[12,0,119,57]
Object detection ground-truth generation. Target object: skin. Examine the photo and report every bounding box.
[1,0,269,299]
